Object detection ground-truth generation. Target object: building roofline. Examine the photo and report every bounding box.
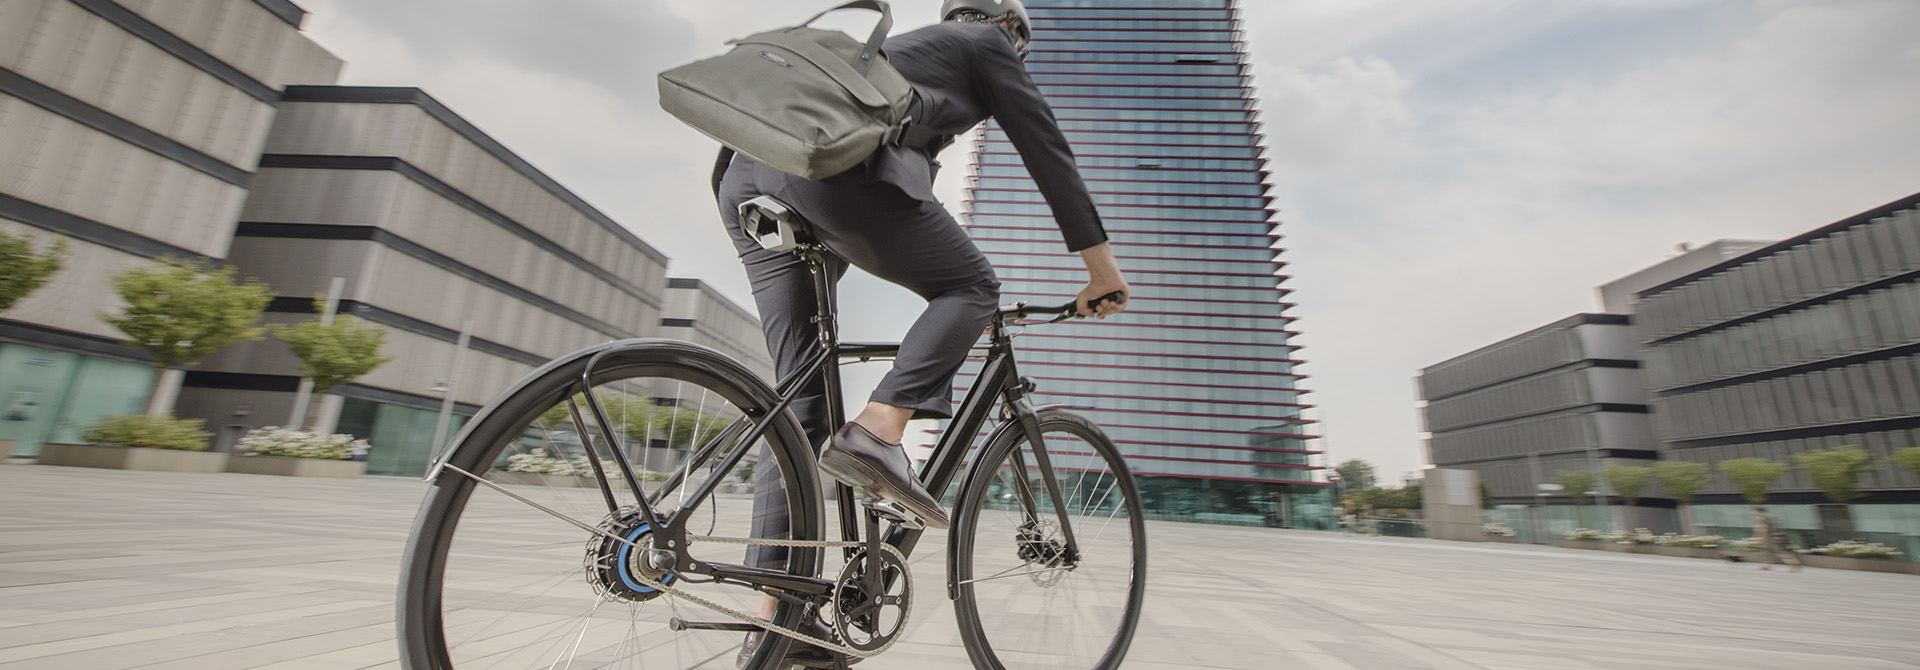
[1419,313,1631,374]
[1638,189,1920,298]
[280,85,670,265]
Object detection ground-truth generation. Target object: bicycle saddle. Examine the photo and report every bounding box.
[739,195,816,253]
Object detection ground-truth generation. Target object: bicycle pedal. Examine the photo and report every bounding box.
[859,497,926,530]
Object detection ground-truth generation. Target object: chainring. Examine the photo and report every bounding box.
[828,548,912,652]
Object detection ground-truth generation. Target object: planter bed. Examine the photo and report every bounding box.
[37,443,228,473]
[1798,554,1920,575]
[1555,539,1915,574]
[226,455,366,478]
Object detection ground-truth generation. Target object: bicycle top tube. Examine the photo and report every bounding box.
[833,299,1085,363]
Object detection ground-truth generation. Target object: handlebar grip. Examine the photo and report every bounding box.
[1084,291,1127,313]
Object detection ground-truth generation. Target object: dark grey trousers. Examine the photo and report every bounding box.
[716,156,999,567]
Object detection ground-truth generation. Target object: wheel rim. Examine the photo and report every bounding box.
[401,350,818,669]
[956,417,1146,670]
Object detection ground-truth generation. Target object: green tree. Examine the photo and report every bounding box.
[1554,469,1597,528]
[1793,445,1877,540]
[1792,445,1875,504]
[1603,464,1651,507]
[1894,447,1920,479]
[1333,459,1377,490]
[1652,460,1711,534]
[103,258,272,416]
[275,295,391,421]
[1719,457,1789,505]
[1479,479,1496,510]
[0,231,67,312]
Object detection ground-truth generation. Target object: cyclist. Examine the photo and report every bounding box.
[714,0,1128,666]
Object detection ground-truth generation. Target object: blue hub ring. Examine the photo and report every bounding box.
[612,524,677,593]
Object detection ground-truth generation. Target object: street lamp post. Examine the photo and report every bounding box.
[428,321,473,461]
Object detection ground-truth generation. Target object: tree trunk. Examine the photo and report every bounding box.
[1816,503,1854,545]
[143,367,183,417]
[1679,504,1695,536]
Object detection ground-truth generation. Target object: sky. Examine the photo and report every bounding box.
[287,0,1920,484]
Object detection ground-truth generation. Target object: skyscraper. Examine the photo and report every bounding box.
[959,0,1327,528]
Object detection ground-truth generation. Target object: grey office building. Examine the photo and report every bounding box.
[1,0,341,458]
[1419,314,1663,534]
[1,1,769,475]
[1633,192,1920,554]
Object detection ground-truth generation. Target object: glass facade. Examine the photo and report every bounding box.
[337,397,470,478]
[0,344,153,457]
[1635,197,1920,504]
[959,0,1327,528]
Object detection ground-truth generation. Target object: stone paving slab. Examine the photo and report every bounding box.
[2,465,1917,669]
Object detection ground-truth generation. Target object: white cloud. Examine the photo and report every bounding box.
[1251,0,1920,480]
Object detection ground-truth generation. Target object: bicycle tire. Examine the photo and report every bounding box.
[950,409,1147,670]
[397,339,823,670]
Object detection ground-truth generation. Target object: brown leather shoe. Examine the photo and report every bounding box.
[818,423,951,529]
[737,618,856,669]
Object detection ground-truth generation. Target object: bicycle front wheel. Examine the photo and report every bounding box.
[951,409,1147,670]
[398,340,823,670]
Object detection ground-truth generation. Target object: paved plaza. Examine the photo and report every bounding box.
[1,465,1916,670]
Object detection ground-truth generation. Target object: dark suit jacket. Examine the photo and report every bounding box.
[862,21,1108,252]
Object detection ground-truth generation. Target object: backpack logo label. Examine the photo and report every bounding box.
[759,51,793,67]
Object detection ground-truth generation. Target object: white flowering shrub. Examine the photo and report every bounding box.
[1481,522,1517,537]
[1563,528,1605,541]
[1591,529,1655,543]
[1652,534,1724,548]
[504,450,573,474]
[1725,537,1766,552]
[237,427,357,460]
[1801,541,1903,560]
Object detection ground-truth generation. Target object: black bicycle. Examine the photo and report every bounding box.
[397,195,1146,669]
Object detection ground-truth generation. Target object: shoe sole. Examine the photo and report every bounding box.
[817,450,950,530]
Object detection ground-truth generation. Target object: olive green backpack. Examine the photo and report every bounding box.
[658,0,915,180]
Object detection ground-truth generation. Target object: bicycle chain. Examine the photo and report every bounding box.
[627,533,911,661]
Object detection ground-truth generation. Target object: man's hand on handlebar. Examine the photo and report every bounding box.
[1076,242,1130,319]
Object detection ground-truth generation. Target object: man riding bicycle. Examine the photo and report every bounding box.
[713,0,1128,666]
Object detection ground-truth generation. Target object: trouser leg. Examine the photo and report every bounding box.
[779,181,1000,420]
[720,164,847,569]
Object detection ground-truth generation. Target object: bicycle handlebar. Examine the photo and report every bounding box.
[998,291,1127,322]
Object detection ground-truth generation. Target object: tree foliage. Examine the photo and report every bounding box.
[1894,448,1920,479]
[1351,484,1422,515]
[536,392,733,454]
[1651,461,1710,504]
[1603,464,1652,507]
[1719,457,1789,505]
[0,230,67,312]
[1792,445,1876,504]
[1554,469,1596,506]
[103,258,272,369]
[275,295,391,396]
[1333,459,1377,490]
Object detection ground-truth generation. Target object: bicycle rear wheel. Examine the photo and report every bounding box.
[398,340,823,670]
[951,409,1147,670]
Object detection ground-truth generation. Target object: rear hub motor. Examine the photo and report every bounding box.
[585,507,677,602]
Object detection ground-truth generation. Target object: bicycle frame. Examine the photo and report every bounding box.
[431,235,1089,610]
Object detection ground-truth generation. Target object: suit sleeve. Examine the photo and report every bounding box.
[971,29,1108,252]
